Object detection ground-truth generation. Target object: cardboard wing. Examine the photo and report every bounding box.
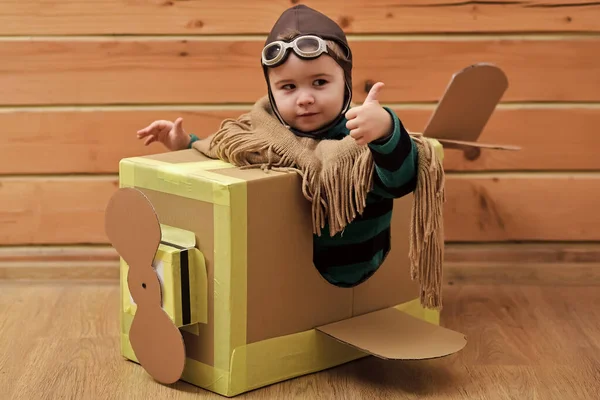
[317,308,466,360]
[420,63,521,152]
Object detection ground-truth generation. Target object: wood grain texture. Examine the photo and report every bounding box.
[0,108,237,174]
[444,262,600,285]
[3,106,599,174]
[0,261,119,281]
[0,246,119,281]
[445,174,600,241]
[0,177,118,245]
[1,0,599,35]
[0,245,119,263]
[5,242,600,265]
[2,175,599,245]
[444,242,600,263]
[1,281,599,399]
[2,38,599,105]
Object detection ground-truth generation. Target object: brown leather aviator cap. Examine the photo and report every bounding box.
[262,5,354,138]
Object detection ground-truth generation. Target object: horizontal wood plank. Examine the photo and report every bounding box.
[444,242,600,263]
[0,261,119,281]
[2,106,599,174]
[0,245,118,263]
[3,260,600,285]
[1,175,599,245]
[3,244,600,284]
[445,174,600,241]
[1,38,599,105]
[4,241,600,268]
[1,1,599,35]
[0,108,235,174]
[445,262,600,286]
[0,177,118,245]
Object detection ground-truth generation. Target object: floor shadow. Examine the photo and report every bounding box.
[339,355,464,397]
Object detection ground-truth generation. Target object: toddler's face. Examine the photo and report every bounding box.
[268,53,346,133]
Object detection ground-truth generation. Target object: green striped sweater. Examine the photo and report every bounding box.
[189,107,417,287]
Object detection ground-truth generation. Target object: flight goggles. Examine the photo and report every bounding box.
[261,35,332,67]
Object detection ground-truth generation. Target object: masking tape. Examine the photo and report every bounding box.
[121,331,231,397]
[161,224,197,249]
[190,249,208,326]
[226,297,439,396]
[171,250,183,325]
[119,157,245,206]
[225,182,248,389]
[228,329,365,396]
[170,160,236,171]
[122,157,235,172]
[213,179,248,376]
[180,356,231,396]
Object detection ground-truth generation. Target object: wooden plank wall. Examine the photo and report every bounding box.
[2,1,600,279]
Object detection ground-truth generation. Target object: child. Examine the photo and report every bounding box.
[136,5,444,309]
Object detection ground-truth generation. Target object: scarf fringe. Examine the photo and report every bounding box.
[204,100,375,238]
[408,134,446,310]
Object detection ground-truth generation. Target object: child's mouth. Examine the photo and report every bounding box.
[298,113,318,118]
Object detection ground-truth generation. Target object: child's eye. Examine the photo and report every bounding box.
[281,84,295,90]
[314,79,328,86]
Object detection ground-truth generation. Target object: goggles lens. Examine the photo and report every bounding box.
[295,36,321,53]
[264,43,283,62]
[262,35,328,66]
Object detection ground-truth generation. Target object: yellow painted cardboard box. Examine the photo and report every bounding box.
[111,146,468,397]
[106,64,518,397]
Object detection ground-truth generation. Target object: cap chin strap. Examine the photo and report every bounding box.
[266,79,352,140]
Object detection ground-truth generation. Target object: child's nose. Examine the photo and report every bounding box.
[297,91,315,106]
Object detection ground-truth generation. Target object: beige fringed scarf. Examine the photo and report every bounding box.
[193,96,446,309]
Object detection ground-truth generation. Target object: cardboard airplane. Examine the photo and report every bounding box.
[105,63,519,397]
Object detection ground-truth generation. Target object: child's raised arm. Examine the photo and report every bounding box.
[344,82,418,199]
[136,117,192,151]
[367,111,418,199]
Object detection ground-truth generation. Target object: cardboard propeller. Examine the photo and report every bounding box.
[105,187,186,384]
[419,63,521,152]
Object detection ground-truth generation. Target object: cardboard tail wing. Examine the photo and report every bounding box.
[419,63,521,152]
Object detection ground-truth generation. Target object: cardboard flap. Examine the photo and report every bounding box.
[423,63,508,144]
[436,138,521,151]
[316,308,466,360]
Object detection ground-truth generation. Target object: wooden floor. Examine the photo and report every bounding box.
[1,280,599,399]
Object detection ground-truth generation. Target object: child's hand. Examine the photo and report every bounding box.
[345,82,393,146]
[136,117,190,151]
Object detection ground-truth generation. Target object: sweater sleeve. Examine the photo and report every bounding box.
[187,134,200,149]
[367,107,418,199]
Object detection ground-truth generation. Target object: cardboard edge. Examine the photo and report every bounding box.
[435,138,521,151]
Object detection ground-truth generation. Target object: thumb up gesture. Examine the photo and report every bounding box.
[136,117,190,151]
[345,82,393,146]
